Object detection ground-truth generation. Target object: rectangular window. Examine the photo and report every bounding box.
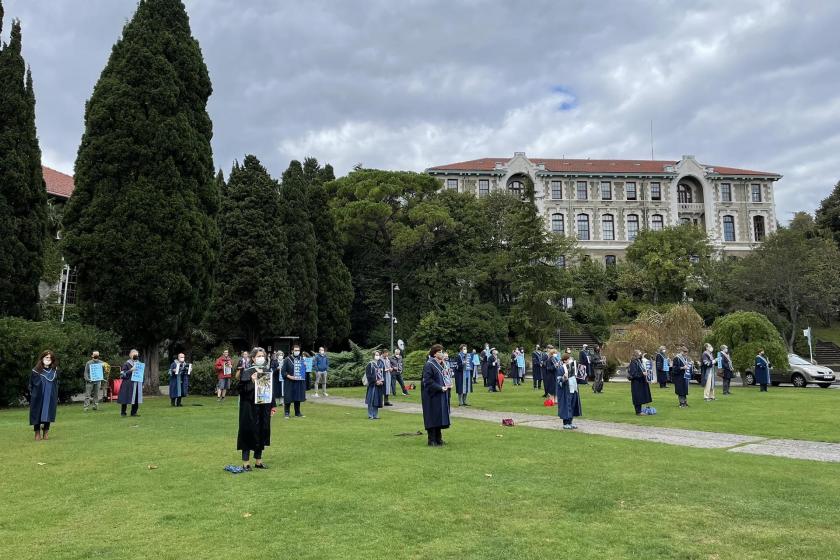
[576,181,588,200]
[751,184,762,203]
[478,179,489,197]
[723,215,736,242]
[625,182,637,200]
[577,215,590,240]
[446,178,458,191]
[551,180,562,200]
[721,183,732,202]
[600,181,612,200]
[650,182,661,201]
[627,215,639,241]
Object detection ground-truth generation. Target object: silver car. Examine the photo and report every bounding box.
[744,353,836,388]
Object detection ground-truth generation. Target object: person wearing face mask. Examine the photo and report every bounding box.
[313,346,329,397]
[754,349,771,392]
[391,348,408,396]
[455,345,472,406]
[214,349,233,403]
[30,350,59,441]
[237,347,273,470]
[281,344,307,418]
[270,350,285,405]
[168,352,192,407]
[672,346,691,408]
[557,353,582,429]
[421,344,452,446]
[627,349,653,415]
[480,343,491,387]
[365,351,385,419]
[381,349,394,406]
[83,351,104,411]
[117,349,143,417]
[486,348,500,392]
[236,350,251,381]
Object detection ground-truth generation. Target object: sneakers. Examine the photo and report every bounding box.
[323,392,329,397]
[312,393,319,398]
[562,425,573,430]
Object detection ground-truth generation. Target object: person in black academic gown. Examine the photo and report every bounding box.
[627,350,653,415]
[655,346,670,388]
[168,352,191,407]
[672,347,691,408]
[281,344,307,418]
[365,351,385,419]
[486,348,500,392]
[532,345,543,391]
[237,347,274,470]
[455,345,473,406]
[556,353,582,429]
[544,348,558,400]
[421,344,452,446]
[29,350,59,441]
[117,349,143,417]
[480,343,490,387]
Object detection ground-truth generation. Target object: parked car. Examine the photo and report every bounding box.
[743,353,836,388]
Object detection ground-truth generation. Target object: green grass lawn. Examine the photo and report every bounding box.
[2,396,840,559]
[328,381,840,442]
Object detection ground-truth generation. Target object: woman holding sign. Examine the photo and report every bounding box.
[237,347,274,470]
[280,344,307,419]
[117,349,143,417]
[30,350,59,440]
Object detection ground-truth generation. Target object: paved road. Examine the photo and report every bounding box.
[312,396,840,463]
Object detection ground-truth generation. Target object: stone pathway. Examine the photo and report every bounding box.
[312,396,840,463]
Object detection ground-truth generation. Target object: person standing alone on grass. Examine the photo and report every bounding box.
[455,344,473,406]
[718,345,734,395]
[237,347,273,470]
[168,353,191,407]
[557,353,581,429]
[672,347,691,408]
[391,348,408,396]
[701,343,716,401]
[655,346,670,388]
[755,350,771,392]
[421,344,451,446]
[83,351,104,411]
[532,345,544,391]
[313,346,329,397]
[592,345,606,394]
[281,345,307,418]
[117,349,143,417]
[381,349,394,407]
[215,349,233,402]
[30,351,59,441]
[365,351,385,419]
[627,350,653,415]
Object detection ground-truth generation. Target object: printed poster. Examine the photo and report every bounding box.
[89,363,104,382]
[131,362,145,383]
[255,368,273,404]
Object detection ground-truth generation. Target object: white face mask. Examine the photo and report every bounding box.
[374,355,381,361]
[178,357,185,363]
[294,351,300,357]
[255,357,266,366]
[319,350,325,355]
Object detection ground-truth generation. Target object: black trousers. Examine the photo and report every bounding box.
[242,448,263,461]
[426,427,444,444]
[170,397,182,406]
[533,374,542,389]
[392,373,407,394]
[284,401,302,416]
[723,378,731,393]
[760,384,768,392]
[121,403,139,415]
[33,422,51,432]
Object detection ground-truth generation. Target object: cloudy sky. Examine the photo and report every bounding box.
[4,0,840,219]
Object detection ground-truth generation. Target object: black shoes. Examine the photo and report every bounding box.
[254,463,268,469]
[243,465,252,472]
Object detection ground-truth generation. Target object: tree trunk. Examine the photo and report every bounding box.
[142,343,161,395]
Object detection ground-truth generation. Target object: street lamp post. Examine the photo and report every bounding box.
[384,282,399,352]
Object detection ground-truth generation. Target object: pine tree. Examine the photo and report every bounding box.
[0,3,48,319]
[210,156,291,349]
[303,158,353,348]
[280,160,319,347]
[61,0,219,389]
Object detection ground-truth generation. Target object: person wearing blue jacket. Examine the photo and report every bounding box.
[313,347,329,397]
[754,350,771,392]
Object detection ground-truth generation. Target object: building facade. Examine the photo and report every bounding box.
[427,153,780,262]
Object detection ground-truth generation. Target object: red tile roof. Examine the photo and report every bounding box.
[42,166,75,199]
[427,157,779,177]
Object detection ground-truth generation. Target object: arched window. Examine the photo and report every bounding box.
[576,214,590,241]
[601,214,615,240]
[627,214,640,241]
[551,213,565,234]
[753,215,766,242]
[723,215,736,242]
[678,184,693,203]
[651,214,664,231]
[508,180,524,198]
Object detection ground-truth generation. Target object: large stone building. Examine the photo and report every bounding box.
[427,153,781,262]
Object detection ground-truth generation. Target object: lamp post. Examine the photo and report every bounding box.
[384,282,399,352]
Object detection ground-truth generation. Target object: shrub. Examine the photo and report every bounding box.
[410,303,507,350]
[0,317,120,406]
[705,311,788,373]
[403,349,429,380]
[604,304,706,364]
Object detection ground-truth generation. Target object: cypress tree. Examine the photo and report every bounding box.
[210,156,291,349]
[62,0,219,389]
[280,160,319,347]
[303,158,353,347]
[0,4,48,319]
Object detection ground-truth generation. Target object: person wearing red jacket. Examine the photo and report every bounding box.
[215,349,233,403]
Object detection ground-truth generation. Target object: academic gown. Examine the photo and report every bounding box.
[486,355,499,389]
[270,358,284,401]
[544,356,558,396]
[700,351,715,386]
[237,366,272,452]
[556,364,582,420]
[719,353,734,380]
[365,362,385,408]
[628,358,652,408]
[531,351,543,382]
[421,359,451,430]
[455,352,473,395]
[672,355,690,397]
[754,356,771,385]
[117,360,143,405]
[168,361,191,398]
[280,357,307,403]
[655,353,670,384]
[29,368,58,425]
[480,351,490,383]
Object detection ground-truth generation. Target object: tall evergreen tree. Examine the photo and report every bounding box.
[210,156,291,348]
[303,158,353,348]
[62,0,219,389]
[280,160,319,347]
[0,4,48,319]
